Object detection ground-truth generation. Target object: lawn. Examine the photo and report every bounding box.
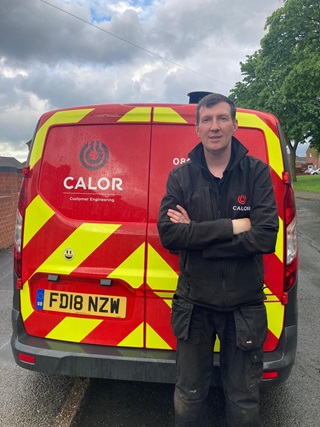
[293,174,320,193]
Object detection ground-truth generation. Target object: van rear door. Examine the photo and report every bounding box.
[146,106,287,355]
[21,106,152,348]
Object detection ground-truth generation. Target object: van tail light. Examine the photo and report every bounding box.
[263,371,279,380]
[284,186,298,291]
[14,210,23,278]
[14,169,28,279]
[18,353,36,364]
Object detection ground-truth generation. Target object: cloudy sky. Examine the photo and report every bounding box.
[0,0,285,162]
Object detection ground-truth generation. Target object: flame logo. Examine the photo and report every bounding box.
[80,141,109,170]
[238,194,247,205]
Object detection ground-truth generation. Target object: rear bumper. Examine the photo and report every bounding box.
[11,308,176,383]
[11,308,297,386]
[262,324,297,388]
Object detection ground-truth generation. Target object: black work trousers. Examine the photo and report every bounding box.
[172,298,267,427]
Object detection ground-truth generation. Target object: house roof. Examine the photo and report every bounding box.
[0,156,24,168]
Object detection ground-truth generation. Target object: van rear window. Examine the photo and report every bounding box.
[39,124,151,222]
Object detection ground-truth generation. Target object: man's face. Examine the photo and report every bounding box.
[196,102,238,156]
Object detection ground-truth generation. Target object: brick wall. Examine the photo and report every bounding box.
[0,167,22,250]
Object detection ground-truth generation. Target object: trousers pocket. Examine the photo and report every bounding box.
[233,303,268,351]
[171,294,194,341]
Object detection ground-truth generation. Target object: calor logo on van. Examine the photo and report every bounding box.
[80,141,109,170]
[63,176,123,191]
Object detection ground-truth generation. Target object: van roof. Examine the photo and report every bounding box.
[37,103,279,129]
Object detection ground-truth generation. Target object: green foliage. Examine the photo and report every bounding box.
[230,0,320,179]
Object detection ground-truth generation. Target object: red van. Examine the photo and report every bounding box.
[11,93,298,386]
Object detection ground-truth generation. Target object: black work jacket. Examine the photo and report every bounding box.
[157,137,279,311]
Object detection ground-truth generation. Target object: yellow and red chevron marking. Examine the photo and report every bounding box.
[117,107,152,122]
[21,227,147,346]
[22,222,121,312]
[29,109,94,170]
[145,243,179,350]
[23,195,55,248]
[76,242,176,349]
[237,111,283,179]
[34,222,121,276]
[22,197,73,283]
[117,106,191,124]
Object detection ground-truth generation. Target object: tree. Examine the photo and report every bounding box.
[230,0,320,181]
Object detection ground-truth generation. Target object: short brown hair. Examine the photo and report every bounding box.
[196,93,236,124]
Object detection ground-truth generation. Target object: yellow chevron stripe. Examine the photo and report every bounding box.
[264,287,284,339]
[107,243,145,289]
[265,302,284,339]
[275,216,284,263]
[146,323,172,350]
[117,107,151,122]
[20,281,34,321]
[117,323,144,347]
[147,244,178,291]
[35,223,121,275]
[29,109,94,170]
[153,107,187,123]
[24,195,55,247]
[237,112,283,179]
[45,317,102,342]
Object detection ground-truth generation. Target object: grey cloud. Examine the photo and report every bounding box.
[0,0,145,67]
[146,0,282,60]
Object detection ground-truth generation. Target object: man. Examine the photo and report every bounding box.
[157,93,279,426]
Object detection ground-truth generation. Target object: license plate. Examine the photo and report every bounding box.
[36,289,127,318]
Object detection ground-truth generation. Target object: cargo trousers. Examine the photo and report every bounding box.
[171,295,268,427]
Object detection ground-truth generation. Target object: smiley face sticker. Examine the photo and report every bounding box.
[63,248,75,261]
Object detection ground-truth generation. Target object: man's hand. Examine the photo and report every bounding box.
[232,218,251,235]
[167,205,191,224]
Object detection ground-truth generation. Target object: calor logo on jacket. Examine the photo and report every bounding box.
[233,194,251,211]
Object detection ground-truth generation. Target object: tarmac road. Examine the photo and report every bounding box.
[0,192,319,427]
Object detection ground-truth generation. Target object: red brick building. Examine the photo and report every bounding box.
[306,147,320,169]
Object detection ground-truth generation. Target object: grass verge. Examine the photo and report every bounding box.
[293,175,320,193]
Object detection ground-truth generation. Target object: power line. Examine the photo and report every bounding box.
[39,0,232,88]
